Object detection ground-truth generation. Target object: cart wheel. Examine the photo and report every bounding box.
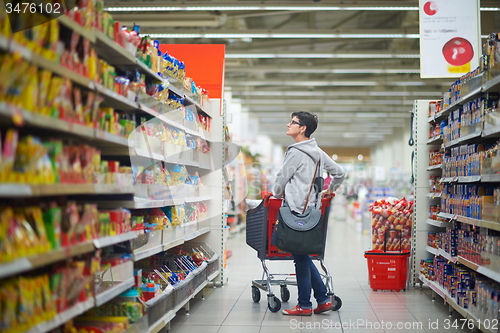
[251,286,261,302]
[331,295,342,311]
[280,286,290,302]
[268,296,281,312]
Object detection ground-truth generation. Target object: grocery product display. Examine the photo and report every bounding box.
[0,3,227,333]
[416,32,500,332]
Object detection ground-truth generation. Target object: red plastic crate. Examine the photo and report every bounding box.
[364,250,411,291]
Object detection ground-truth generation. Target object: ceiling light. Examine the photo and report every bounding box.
[105,5,497,12]
[225,53,420,59]
[147,33,419,39]
[231,91,438,97]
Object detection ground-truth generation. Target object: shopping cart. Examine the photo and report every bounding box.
[246,191,342,313]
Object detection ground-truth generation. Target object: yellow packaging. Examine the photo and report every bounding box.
[20,65,39,112]
[0,279,19,332]
[0,207,16,262]
[38,70,52,115]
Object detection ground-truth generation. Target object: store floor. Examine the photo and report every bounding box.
[169,215,471,333]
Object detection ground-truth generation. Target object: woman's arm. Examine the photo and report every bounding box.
[320,150,345,193]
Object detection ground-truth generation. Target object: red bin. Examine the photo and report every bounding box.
[364,250,411,291]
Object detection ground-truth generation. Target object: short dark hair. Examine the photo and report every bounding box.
[291,111,318,138]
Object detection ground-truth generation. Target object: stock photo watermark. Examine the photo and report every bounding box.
[290,318,499,331]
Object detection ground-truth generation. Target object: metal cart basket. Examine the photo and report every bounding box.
[246,192,341,312]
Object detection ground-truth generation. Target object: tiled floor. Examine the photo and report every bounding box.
[169,214,473,333]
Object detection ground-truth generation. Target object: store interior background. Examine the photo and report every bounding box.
[102,0,500,235]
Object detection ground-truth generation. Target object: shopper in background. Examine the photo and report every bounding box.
[272,111,345,316]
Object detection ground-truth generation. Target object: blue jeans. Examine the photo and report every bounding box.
[292,254,330,309]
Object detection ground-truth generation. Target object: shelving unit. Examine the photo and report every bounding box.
[0,12,227,333]
[419,274,496,333]
[415,68,500,329]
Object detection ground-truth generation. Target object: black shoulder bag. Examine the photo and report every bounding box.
[273,149,325,255]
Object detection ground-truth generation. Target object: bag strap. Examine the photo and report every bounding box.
[302,159,320,214]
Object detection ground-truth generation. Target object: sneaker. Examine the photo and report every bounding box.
[282,305,312,316]
[314,302,333,314]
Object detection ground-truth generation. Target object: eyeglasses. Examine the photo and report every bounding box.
[288,120,304,126]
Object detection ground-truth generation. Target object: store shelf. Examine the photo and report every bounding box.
[93,231,138,248]
[437,212,500,232]
[426,246,438,255]
[24,298,95,333]
[147,279,208,333]
[148,309,176,333]
[0,183,137,198]
[208,269,220,282]
[482,72,500,92]
[426,164,442,171]
[420,273,498,333]
[426,218,449,228]
[481,123,500,138]
[184,95,211,118]
[185,227,211,241]
[480,174,500,182]
[437,212,456,220]
[163,238,185,252]
[426,192,441,198]
[58,16,95,42]
[95,276,135,307]
[0,232,138,280]
[132,245,164,262]
[0,241,94,279]
[168,83,184,97]
[136,59,163,82]
[457,256,500,284]
[95,83,139,111]
[427,135,443,145]
[429,89,483,124]
[444,131,483,149]
[185,195,212,203]
[94,29,136,65]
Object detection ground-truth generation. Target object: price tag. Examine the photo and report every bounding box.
[11,106,24,126]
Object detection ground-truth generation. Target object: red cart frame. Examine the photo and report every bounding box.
[246,191,341,312]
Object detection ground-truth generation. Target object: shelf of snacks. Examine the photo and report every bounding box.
[0,204,139,279]
[24,298,96,333]
[0,184,137,198]
[0,241,94,279]
[427,86,483,124]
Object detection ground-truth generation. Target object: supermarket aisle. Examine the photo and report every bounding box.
[169,212,471,333]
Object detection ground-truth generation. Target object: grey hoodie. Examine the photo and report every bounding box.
[272,138,345,213]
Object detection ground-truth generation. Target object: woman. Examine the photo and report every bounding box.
[272,111,345,316]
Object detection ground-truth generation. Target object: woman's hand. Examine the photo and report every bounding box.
[321,188,333,198]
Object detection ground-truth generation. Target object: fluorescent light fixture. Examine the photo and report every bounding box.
[231,91,438,97]
[147,33,419,39]
[105,6,497,12]
[225,53,420,59]
[229,68,420,74]
[226,81,379,86]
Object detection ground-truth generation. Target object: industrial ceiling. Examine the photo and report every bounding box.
[105,0,500,148]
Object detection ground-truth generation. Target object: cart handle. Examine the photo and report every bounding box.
[261,191,273,200]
